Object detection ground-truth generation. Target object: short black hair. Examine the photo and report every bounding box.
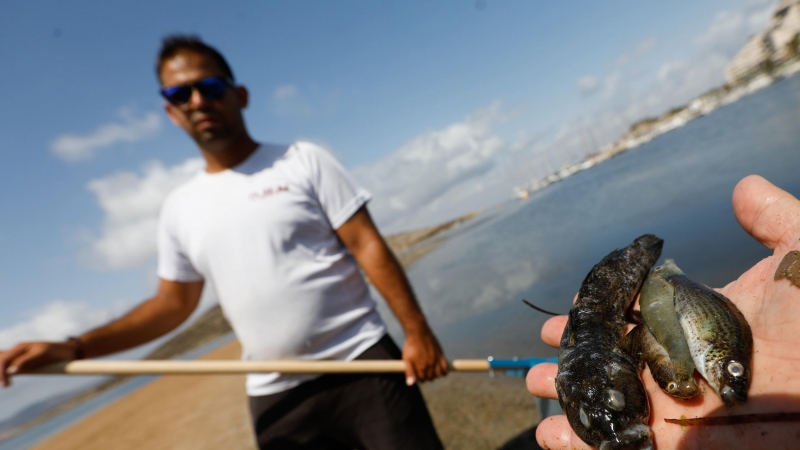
[156,34,235,83]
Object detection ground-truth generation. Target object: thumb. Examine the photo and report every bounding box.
[732,175,800,251]
[402,354,416,386]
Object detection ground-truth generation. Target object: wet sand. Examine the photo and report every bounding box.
[33,341,254,450]
[33,340,542,450]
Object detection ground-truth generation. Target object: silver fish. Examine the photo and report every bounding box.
[618,323,695,401]
[655,259,753,407]
[556,234,662,449]
[638,270,698,399]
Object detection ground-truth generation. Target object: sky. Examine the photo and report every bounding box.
[0,0,779,421]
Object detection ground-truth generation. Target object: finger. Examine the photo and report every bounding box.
[426,351,441,380]
[0,347,27,387]
[732,175,800,251]
[435,355,448,378]
[430,362,442,380]
[542,316,568,347]
[403,358,416,386]
[526,362,558,398]
[11,350,46,373]
[536,415,592,450]
[413,351,431,382]
[422,359,435,382]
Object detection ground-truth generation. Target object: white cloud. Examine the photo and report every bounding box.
[271,84,313,117]
[357,4,777,235]
[694,0,774,55]
[574,1,778,146]
[613,37,658,67]
[603,72,622,100]
[577,76,600,96]
[86,158,204,269]
[0,300,128,349]
[352,102,507,232]
[51,109,162,162]
[274,84,299,100]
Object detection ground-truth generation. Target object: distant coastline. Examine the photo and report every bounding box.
[514,59,800,200]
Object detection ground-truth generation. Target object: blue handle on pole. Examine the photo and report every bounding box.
[487,356,558,377]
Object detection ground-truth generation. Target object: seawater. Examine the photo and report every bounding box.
[6,75,800,449]
[383,74,800,361]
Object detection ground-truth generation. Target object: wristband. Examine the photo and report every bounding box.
[66,336,86,360]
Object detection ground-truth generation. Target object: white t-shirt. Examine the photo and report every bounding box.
[157,141,387,396]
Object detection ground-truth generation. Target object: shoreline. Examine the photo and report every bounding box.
[30,340,542,450]
[513,59,800,200]
[2,211,502,448]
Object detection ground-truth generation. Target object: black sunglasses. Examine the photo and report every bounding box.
[160,76,232,105]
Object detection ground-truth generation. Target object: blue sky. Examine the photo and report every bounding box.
[0,0,778,420]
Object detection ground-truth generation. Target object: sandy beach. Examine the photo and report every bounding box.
[32,339,542,450]
[32,341,254,450]
[22,212,543,449]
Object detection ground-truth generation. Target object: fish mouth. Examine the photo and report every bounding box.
[599,424,653,450]
[721,385,747,407]
[671,380,699,400]
[635,234,664,255]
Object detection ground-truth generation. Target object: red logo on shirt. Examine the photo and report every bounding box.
[249,185,289,200]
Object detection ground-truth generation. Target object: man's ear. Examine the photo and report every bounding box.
[235,85,249,109]
[164,102,182,127]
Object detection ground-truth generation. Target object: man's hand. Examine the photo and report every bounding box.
[0,341,74,387]
[402,326,449,386]
[0,279,203,389]
[526,175,800,449]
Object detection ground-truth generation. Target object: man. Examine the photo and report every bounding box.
[0,35,447,449]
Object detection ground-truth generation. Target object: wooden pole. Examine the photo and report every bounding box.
[25,359,493,376]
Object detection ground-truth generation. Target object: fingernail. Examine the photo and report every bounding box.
[7,366,18,375]
[406,376,415,386]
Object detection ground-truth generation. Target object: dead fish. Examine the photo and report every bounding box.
[617,323,697,401]
[655,259,753,407]
[638,271,698,399]
[556,234,662,449]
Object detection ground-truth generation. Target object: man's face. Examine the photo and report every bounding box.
[160,50,248,150]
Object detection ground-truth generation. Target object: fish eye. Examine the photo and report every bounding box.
[607,389,626,411]
[579,405,591,428]
[667,382,677,393]
[727,361,744,377]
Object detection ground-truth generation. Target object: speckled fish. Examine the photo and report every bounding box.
[638,270,698,400]
[556,234,662,449]
[654,259,753,407]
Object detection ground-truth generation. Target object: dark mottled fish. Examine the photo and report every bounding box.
[774,250,800,288]
[656,259,753,407]
[556,234,662,449]
[638,270,698,399]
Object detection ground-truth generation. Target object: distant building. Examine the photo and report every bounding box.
[726,0,800,85]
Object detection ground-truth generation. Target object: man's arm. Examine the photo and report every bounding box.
[0,278,203,386]
[336,206,448,385]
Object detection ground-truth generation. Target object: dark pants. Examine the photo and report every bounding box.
[249,335,443,450]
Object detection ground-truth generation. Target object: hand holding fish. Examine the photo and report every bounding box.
[527,175,800,449]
